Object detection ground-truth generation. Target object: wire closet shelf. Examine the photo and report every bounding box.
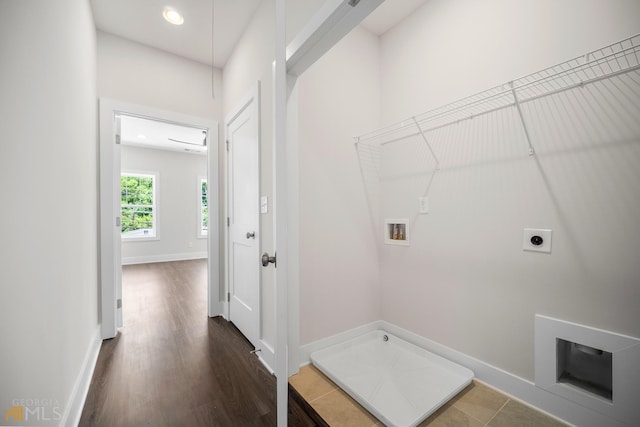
[354,33,640,151]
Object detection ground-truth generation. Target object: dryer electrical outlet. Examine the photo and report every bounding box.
[523,228,552,253]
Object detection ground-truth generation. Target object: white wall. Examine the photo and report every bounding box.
[377,0,640,382]
[297,26,383,345]
[223,0,325,112]
[121,146,207,264]
[97,31,223,120]
[0,0,98,425]
[380,0,640,124]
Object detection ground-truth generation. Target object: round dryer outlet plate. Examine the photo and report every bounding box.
[523,228,552,253]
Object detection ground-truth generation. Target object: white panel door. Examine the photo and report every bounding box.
[227,89,260,348]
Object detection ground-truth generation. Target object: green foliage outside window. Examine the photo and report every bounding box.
[201,179,208,232]
[121,174,155,235]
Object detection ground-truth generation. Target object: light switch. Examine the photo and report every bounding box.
[260,196,268,214]
[419,196,429,214]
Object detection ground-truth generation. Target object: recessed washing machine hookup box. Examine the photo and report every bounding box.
[384,219,409,246]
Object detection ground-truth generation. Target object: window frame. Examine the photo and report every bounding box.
[120,170,159,241]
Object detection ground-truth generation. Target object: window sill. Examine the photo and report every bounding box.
[122,236,159,242]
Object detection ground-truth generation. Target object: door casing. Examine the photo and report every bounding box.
[99,98,220,339]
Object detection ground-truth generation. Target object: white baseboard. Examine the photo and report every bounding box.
[298,321,628,427]
[122,252,207,265]
[59,326,101,427]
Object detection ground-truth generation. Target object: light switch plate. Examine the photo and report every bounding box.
[419,196,429,214]
[260,196,268,214]
[523,228,552,253]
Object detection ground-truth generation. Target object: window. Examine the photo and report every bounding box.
[121,172,157,239]
[198,177,208,238]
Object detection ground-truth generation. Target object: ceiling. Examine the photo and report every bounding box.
[120,115,208,155]
[91,0,261,68]
[360,0,429,35]
[91,0,428,68]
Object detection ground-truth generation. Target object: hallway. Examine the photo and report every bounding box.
[79,260,317,426]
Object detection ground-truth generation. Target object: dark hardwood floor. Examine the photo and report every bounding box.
[80,260,322,426]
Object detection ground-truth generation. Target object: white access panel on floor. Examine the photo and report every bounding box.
[311,330,474,427]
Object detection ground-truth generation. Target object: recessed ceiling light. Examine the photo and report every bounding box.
[137,134,146,139]
[163,8,184,25]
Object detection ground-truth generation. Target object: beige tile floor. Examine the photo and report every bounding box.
[289,365,569,427]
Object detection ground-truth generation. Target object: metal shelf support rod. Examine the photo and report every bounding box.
[509,81,536,156]
[412,117,440,169]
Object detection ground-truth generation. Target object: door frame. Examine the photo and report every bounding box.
[99,98,220,339]
[273,1,384,424]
